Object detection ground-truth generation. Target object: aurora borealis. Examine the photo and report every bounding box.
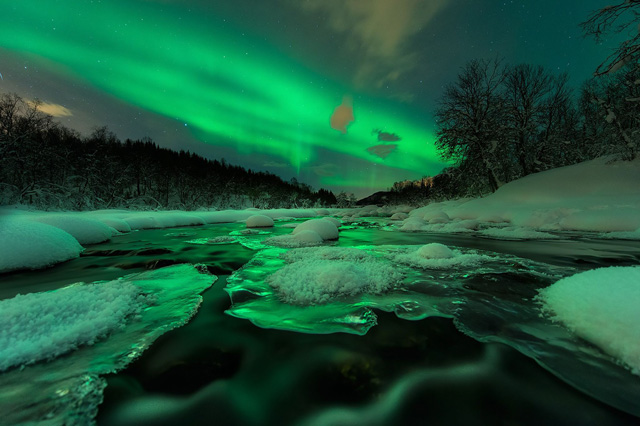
[0,0,617,196]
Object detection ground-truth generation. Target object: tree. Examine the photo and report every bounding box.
[503,64,553,176]
[581,1,640,76]
[435,58,508,193]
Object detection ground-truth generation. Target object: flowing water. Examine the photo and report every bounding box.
[1,219,640,425]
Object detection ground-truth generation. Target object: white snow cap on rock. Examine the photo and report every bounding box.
[293,219,339,240]
[30,215,113,244]
[0,220,84,273]
[246,215,274,228]
[417,243,455,259]
[537,266,640,376]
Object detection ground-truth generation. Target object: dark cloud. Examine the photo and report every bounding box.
[310,163,339,177]
[367,144,398,159]
[373,129,402,142]
[330,95,354,134]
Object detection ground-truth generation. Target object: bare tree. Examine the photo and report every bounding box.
[581,1,640,75]
[435,58,508,193]
[503,64,553,176]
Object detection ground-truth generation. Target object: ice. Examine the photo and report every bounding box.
[0,280,145,371]
[0,219,83,273]
[246,214,274,228]
[224,242,640,416]
[0,264,215,425]
[537,266,640,375]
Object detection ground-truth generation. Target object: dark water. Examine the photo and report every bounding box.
[2,220,640,425]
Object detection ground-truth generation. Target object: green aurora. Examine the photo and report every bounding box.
[1,0,444,194]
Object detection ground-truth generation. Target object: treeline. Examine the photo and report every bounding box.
[388,57,639,205]
[0,93,336,210]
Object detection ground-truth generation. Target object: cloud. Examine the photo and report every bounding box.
[367,144,398,159]
[28,101,73,117]
[296,0,450,89]
[330,95,354,134]
[373,129,402,142]
[310,163,339,177]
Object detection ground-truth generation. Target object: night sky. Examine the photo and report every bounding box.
[0,0,619,197]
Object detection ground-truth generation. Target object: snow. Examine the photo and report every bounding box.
[246,214,274,228]
[417,243,455,259]
[266,247,401,305]
[0,207,329,272]
[390,212,409,220]
[30,214,113,244]
[537,266,640,375]
[0,281,145,371]
[292,219,339,240]
[392,244,490,269]
[408,156,640,234]
[0,219,84,273]
[478,227,560,240]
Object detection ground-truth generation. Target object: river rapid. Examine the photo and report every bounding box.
[2,218,640,426]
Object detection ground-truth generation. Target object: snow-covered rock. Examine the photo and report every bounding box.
[537,266,640,375]
[30,215,112,244]
[0,220,84,273]
[246,214,274,228]
[293,219,339,240]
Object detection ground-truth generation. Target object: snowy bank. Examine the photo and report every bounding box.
[0,207,334,273]
[537,266,640,375]
[0,219,84,273]
[408,156,640,234]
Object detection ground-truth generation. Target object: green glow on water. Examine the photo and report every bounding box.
[2,1,444,190]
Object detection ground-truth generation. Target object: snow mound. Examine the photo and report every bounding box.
[266,248,401,305]
[293,219,339,240]
[322,217,342,227]
[390,212,409,220]
[417,243,455,259]
[537,266,640,375]
[246,214,274,228]
[96,217,132,233]
[0,281,145,371]
[392,245,489,269]
[424,211,450,224]
[31,215,113,244]
[0,220,84,273]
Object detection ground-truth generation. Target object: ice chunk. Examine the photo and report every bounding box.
[537,266,640,375]
[0,281,145,371]
[0,264,215,425]
[246,214,274,228]
[0,219,83,273]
